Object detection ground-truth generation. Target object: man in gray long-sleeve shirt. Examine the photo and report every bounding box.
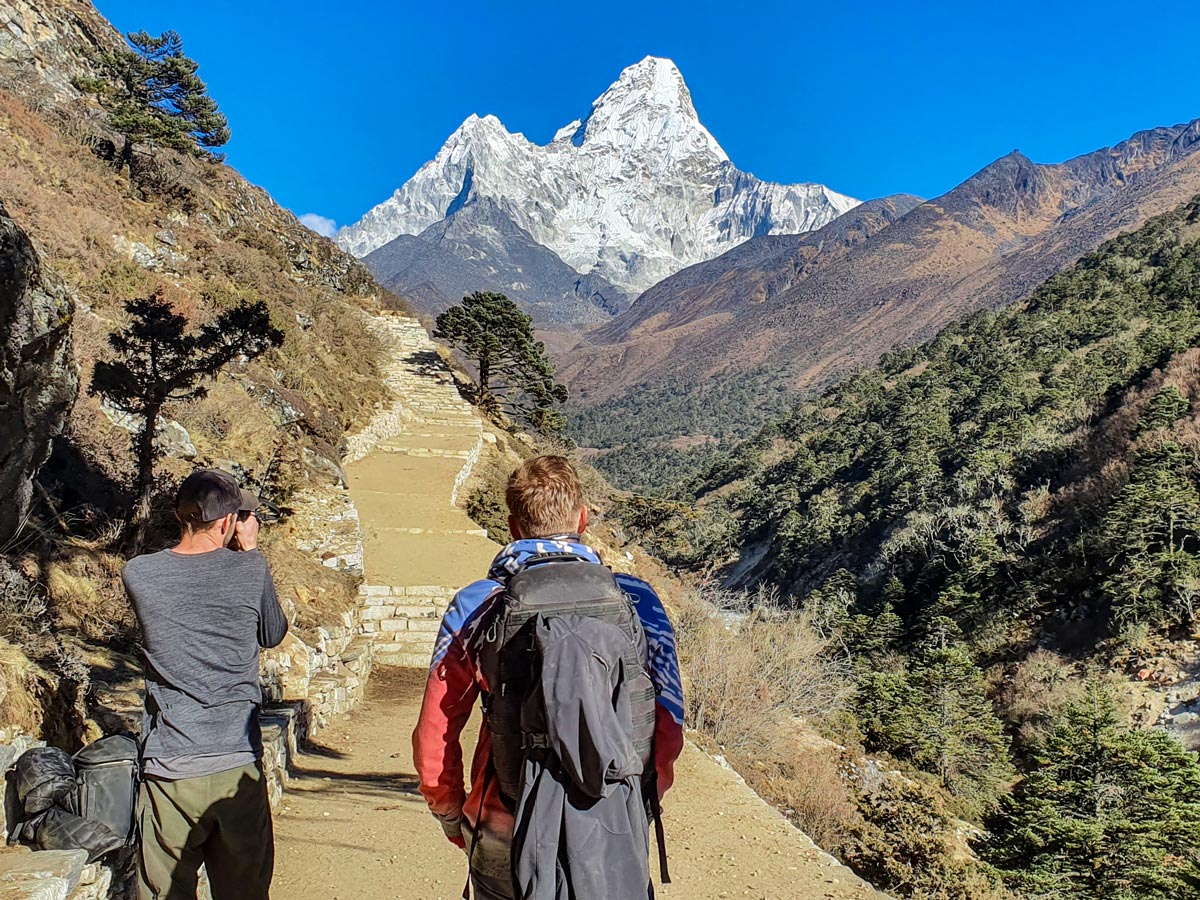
[123,469,288,900]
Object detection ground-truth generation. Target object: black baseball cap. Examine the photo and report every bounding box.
[176,469,260,523]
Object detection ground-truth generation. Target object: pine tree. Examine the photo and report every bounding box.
[983,683,1200,900]
[858,634,1012,811]
[75,30,229,171]
[910,645,1013,807]
[1137,384,1191,435]
[847,602,904,667]
[1101,442,1200,630]
[90,291,283,552]
[433,292,568,433]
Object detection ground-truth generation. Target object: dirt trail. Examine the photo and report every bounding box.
[273,316,887,899]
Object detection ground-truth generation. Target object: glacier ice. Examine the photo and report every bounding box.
[338,56,859,295]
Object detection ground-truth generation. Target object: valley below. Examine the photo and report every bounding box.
[4,1,1200,899]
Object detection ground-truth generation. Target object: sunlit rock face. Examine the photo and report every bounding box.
[0,199,77,546]
[339,57,858,296]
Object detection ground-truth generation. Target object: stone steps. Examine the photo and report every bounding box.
[373,649,435,668]
[343,314,497,664]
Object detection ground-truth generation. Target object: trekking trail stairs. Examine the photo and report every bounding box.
[272,313,889,900]
[342,314,499,667]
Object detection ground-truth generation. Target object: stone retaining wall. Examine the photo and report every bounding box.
[357,584,456,668]
[258,629,376,805]
[450,431,485,507]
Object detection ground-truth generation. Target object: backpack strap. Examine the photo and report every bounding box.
[643,770,671,884]
[509,550,590,572]
[461,761,496,900]
[491,540,599,580]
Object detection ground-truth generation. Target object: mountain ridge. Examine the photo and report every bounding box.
[558,117,1200,416]
[338,56,858,302]
[363,197,631,324]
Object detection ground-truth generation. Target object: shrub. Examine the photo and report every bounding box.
[982,682,1200,900]
[841,779,1013,900]
[677,582,853,754]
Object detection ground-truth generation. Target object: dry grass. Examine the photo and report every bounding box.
[739,734,860,851]
[43,549,134,645]
[676,582,854,755]
[0,638,48,738]
[672,581,872,866]
[0,82,405,741]
[0,85,389,513]
[260,543,358,639]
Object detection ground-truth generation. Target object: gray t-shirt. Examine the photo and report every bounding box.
[122,547,288,779]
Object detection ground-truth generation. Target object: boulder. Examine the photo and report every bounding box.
[98,400,197,460]
[0,200,77,547]
[303,448,347,487]
[110,235,187,273]
[0,848,87,900]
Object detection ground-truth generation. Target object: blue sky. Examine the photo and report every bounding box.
[96,0,1200,236]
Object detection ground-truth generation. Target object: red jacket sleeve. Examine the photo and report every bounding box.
[654,704,685,799]
[412,634,479,840]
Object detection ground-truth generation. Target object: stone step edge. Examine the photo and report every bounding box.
[359,583,458,598]
[374,650,436,669]
[376,527,488,537]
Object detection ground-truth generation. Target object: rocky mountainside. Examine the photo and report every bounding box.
[339,56,858,312]
[559,118,1200,418]
[589,194,924,350]
[362,198,631,324]
[0,200,76,547]
[0,0,418,753]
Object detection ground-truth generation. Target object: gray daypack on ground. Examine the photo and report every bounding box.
[7,734,139,862]
[73,733,139,844]
[475,552,663,900]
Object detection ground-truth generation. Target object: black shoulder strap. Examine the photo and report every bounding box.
[644,772,671,884]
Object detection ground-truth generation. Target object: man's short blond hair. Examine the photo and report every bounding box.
[506,455,584,537]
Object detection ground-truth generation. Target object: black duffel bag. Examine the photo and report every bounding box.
[7,733,139,862]
[12,747,76,816]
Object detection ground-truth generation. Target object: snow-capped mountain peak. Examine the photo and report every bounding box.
[569,56,727,165]
[338,57,858,294]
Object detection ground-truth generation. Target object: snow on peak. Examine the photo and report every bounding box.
[600,56,694,118]
[338,58,858,292]
[573,55,727,164]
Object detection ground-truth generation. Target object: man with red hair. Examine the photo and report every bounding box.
[413,455,685,899]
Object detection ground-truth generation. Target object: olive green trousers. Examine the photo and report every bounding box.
[137,762,274,900]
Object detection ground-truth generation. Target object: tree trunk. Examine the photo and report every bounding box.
[124,405,160,555]
[477,352,497,411]
[118,136,133,174]
[478,352,490,399]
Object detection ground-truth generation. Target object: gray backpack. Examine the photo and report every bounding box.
[73,733,139,845]
[475,552,657,807]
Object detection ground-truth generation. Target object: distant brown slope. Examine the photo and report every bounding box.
[595,194,924,342]
[558,120,1200,408]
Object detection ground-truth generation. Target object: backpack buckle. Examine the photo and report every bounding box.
[521,733,550,750]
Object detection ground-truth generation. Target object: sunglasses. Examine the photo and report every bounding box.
[239,505,280,524]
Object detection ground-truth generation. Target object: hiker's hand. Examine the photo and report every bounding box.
[234,512,260,551]
[448,835,466,851]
